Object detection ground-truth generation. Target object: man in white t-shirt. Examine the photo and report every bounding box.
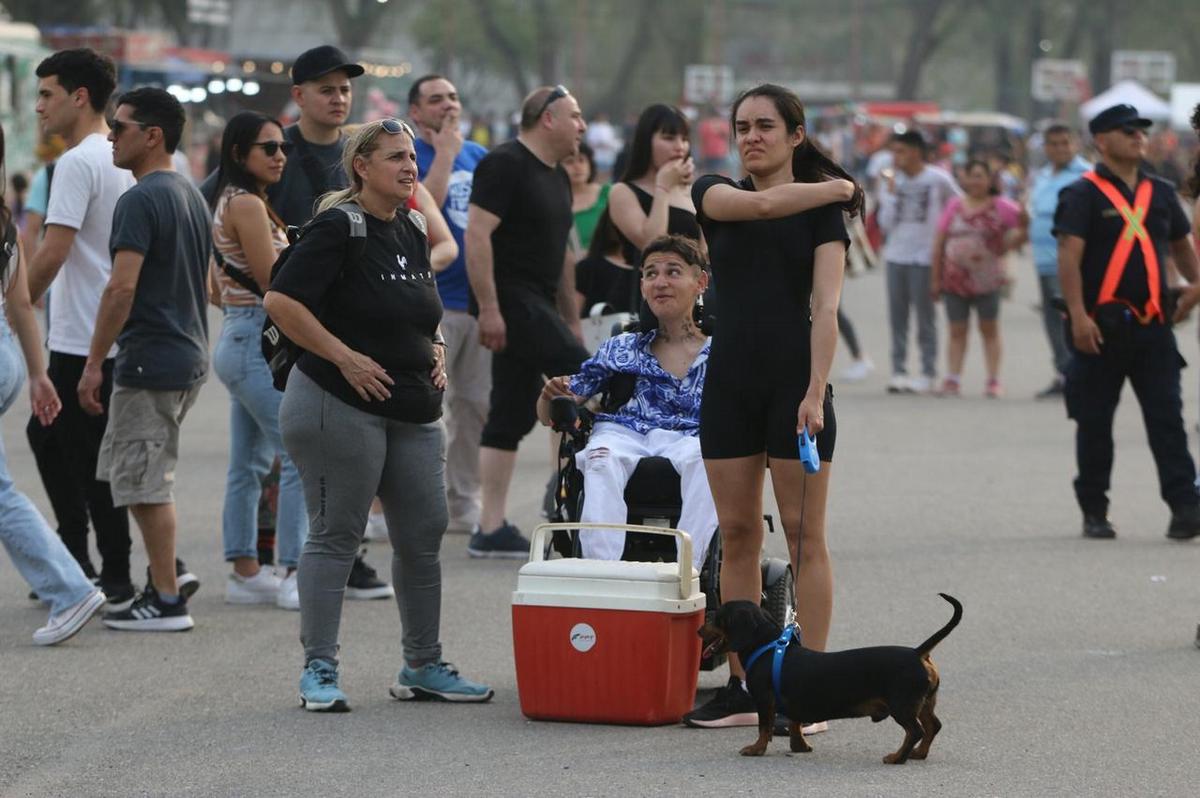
[23,49,140,606]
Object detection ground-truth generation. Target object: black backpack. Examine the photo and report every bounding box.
[258,202,368,390]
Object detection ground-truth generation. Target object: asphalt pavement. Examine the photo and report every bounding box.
[3,253,1200,797]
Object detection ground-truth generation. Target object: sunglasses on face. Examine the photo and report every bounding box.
[536,85,570,119]
[251,140,294,157]
[108,118,150,137]
[1119,125,1148,137]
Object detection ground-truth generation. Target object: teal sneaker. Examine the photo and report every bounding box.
[299,659,350,712]
[389,661,494,703]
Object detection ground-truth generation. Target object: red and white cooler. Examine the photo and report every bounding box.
[512,523,705,725]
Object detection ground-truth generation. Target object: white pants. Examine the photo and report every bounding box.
[577,422,716,571]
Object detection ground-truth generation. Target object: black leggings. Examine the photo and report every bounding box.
[837,307,861,359]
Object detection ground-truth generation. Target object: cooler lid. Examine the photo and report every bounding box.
[514,559,704,613]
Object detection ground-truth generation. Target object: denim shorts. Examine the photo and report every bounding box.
[943,291,1000,323]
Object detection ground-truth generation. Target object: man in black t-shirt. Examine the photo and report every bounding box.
[200,45,361,225]
[465,85,589,557]
[1055,103,1200,541]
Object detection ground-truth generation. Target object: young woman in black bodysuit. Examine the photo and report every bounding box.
[683,84,862,729]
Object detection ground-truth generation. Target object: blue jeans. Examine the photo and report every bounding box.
[0,321,95,614]
[213,305,307,567]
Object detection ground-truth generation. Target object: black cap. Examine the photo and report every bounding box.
[291,45,364,85]
[1088,104,1153,136]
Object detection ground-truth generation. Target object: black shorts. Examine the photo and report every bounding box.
[480,292,589,451]
[700,377,836,462]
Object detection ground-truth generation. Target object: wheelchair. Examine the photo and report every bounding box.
[545,382,794,672]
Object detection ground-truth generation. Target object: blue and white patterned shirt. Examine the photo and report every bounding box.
[569,330,710,436]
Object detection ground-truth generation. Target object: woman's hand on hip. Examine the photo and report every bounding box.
[431,343,447,390]
[336,349,394,402]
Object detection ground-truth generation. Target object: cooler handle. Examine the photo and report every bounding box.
[529,522,695,602]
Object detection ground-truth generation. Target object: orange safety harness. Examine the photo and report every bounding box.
[1081,171,1161,323]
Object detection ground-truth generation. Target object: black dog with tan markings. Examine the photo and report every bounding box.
[698,594,962,763]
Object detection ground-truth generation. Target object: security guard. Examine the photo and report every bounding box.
[1055,103,1200,540]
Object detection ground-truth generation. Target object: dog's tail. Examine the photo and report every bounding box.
[915,593,962,656]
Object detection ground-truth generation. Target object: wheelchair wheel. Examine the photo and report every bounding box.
[762,563,794,629]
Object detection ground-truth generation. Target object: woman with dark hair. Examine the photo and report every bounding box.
[929,159,1027,397]
[564,141,609,251]
[575,208,636,317]
[607,104,701,266]
[0,121,106,644]
[209,111,305,610]
[683,84,858,732]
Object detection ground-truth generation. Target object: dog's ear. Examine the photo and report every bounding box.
[719,601,779,652]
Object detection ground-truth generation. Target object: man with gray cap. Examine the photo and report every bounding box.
[1055,103,1200,541]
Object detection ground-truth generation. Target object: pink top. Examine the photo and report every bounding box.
[936,196,1022,297]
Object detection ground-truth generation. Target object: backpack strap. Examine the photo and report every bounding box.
[335,201,369,264]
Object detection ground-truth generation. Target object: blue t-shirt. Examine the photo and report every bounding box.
[414,137,487,311]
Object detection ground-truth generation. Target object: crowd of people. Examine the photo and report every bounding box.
[3,40,1200,728]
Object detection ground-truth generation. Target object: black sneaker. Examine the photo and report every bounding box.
[102,585,194,632]
[1082,514,1116,539]
[682,676,758,728]
[145,559,200,600]
[346,551,394,600]
[1166,504,1200,540]
[100,581,138,612]
[467,522,531,560]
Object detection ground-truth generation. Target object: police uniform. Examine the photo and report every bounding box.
[1053,109,1200,535]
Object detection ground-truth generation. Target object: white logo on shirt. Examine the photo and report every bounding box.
[446,170,473,229]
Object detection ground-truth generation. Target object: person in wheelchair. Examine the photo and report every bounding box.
[536,234,714,570]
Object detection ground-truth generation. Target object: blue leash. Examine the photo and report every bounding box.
[742,624,799,711]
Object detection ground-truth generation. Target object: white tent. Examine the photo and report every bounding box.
[1080,80,1172,124]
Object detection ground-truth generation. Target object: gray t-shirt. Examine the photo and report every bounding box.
[109,170,211,390]
[266,125,348,227]
[877,165,961,266]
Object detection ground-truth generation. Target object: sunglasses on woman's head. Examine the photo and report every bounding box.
[379,118,415,138]
[251,140,294,157]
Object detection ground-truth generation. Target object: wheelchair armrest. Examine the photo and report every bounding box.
[549,396,580,433]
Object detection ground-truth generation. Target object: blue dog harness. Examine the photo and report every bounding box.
[742,624,800,711]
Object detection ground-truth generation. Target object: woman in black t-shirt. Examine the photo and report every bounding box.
[682,85,861,730]
[575,208,637,316]
[265,119,492,711]
[608,105,702,265]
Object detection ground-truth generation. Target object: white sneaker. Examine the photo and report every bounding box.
[886,374,911,394]
[840,356,874,382]
[363,512,389,542]
[908,375,933,394]
[224,569,282,605]
[33,589,106,646]
[276,571,300,611]
[801,721,829,735]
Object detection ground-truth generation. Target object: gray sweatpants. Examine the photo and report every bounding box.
[887,261,937,378]
[280,369,448,667]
